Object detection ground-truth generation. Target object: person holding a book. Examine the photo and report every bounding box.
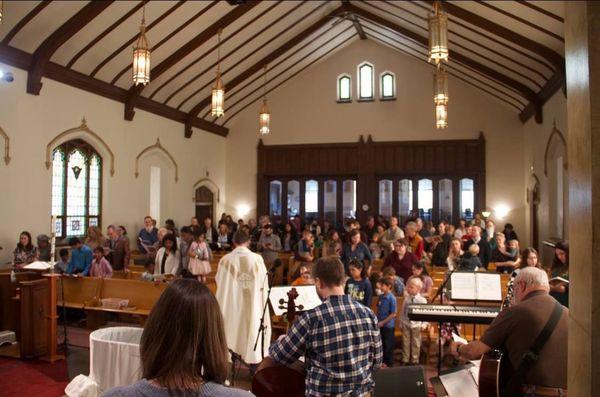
[138,216,159,255]
[549,240,569,307]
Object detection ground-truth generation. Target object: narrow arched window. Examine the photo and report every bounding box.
[380,71,396,99]
[51,139,102,238]
[337,74,351,102]
[357,62,374,100]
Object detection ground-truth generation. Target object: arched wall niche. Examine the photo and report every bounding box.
[45,118,115,176]
[192,177,220,203]
[544,123,567,177]
[134,138,179,182]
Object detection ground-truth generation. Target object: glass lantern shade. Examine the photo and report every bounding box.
[428,2,449,64]
[132,25,150,86]
[259,99,270,135]
[436,104,448,129]
[211,72,225,118]
[434,67,448,105]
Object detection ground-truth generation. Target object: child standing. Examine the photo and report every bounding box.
[381,267,405,296]
[400,277,427,365]
[54,248,69,274]
[345,260,373,307]
[90,246,113,278]
[188,232,212,283]
[376,278,397,367]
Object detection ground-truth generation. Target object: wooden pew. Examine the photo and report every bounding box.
[56,276,102,309]
[84,278,168,327]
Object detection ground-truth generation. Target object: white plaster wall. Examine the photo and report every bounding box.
[522,91,569,263]
[226,39,527,242]
[0,65,226,266]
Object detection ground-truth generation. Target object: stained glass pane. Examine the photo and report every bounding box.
[324,180,337,223]
[54,217,62,236]
[89,155,100,216]
[287,180,300,218]
[399,179,413,222]
[342,180,356,219]
[359,63,373,99]
[89,217,99,228]
[269,180,282,217]
[379,180,393,218]
[51,150,64,216]
[66,150,87,236]
[460,178,475,220]
[418,179,433,222]
[305,180,319,221]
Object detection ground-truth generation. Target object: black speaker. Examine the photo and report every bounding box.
[373,365,428,397]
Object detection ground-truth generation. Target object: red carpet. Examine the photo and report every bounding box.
[0,357,68,397]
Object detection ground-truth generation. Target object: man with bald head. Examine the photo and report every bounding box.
[450,267,568,396]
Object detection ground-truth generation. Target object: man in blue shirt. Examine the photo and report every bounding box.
[265,256,382,396]
[138,216,158,254]
[66,237,93,276]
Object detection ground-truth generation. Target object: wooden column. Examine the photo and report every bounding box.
[42,274,64,362]
[565,2,600,396]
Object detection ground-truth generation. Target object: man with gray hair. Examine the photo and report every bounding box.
[450,267,568,396]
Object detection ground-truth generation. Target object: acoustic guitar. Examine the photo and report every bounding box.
[251,288,306,397]
[478,277,516,397]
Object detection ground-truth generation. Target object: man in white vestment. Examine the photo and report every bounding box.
[215,230,271,364]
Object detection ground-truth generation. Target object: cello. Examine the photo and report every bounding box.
[251,287,306,397]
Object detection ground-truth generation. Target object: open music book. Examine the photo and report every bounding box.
[269,286,322,316]
[449,272,502,301]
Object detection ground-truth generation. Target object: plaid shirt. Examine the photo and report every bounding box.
[269,294,383,396]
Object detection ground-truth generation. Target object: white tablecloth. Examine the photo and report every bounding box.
[65,327,143,397]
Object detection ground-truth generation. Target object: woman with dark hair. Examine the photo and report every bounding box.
[549,240,569,307]
[154,233,180,276]
[408,262,434,298]
[13,231,38,268]
[341,229,373,274]
[502,223,519,242]
[280,222,298,253]
[102,279,251,397]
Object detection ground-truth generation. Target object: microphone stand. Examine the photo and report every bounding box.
[253,268,275,360]
[430,265,461,375]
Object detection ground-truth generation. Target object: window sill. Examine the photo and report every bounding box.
[337,99,352,104]
[380,97,397,101]
[357,98,375,102]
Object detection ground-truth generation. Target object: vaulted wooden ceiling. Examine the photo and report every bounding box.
[0,1,565,138]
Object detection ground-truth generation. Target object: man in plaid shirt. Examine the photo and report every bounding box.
[268,256,383,396]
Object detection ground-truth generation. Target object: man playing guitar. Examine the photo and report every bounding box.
[450,267,568,397]
[261,256,383,396]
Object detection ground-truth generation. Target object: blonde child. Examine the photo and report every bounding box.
[400,277,427,365]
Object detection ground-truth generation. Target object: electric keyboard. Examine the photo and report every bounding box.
[407,304,500,324]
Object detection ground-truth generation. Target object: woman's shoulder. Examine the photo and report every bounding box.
[101,380,152,396]
[200,382,255,397]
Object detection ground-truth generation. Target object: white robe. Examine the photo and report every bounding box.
[215,246,271,364]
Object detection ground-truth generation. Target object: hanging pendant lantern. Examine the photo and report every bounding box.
[436,103,448,129]
[132,6,150,86]
[211,29,225,117]
[428,1,449,64]
[433,65,448,105]
[259,65,270,135]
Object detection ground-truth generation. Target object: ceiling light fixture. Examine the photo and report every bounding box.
[259,65,271,135]
[132,5,150,86]
[428,1,449,64]
[211,29,225,118]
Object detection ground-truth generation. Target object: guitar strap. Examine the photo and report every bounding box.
[503,301,564,397]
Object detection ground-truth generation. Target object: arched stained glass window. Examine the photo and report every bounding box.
[51,139,102,239]
[337,74,351,102]
[380,71,396,99]
[357,62,374,100]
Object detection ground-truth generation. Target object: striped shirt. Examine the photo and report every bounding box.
[269,294,383,396]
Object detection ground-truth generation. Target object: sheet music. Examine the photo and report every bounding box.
[22,261,51,270]
[439,368,479,397]
[450,272,476,300]
[269,285,322,316]
[475,273,502,301]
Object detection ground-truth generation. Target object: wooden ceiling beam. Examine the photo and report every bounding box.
[0,43,228,137]
[2,1,53,45]
[349,13,367,40]
[26,1,113,95]
[124,1,260,121]
[348,3,537,103]
[185,4,345,132]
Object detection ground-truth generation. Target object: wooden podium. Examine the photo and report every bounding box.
[3,272,64,361]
